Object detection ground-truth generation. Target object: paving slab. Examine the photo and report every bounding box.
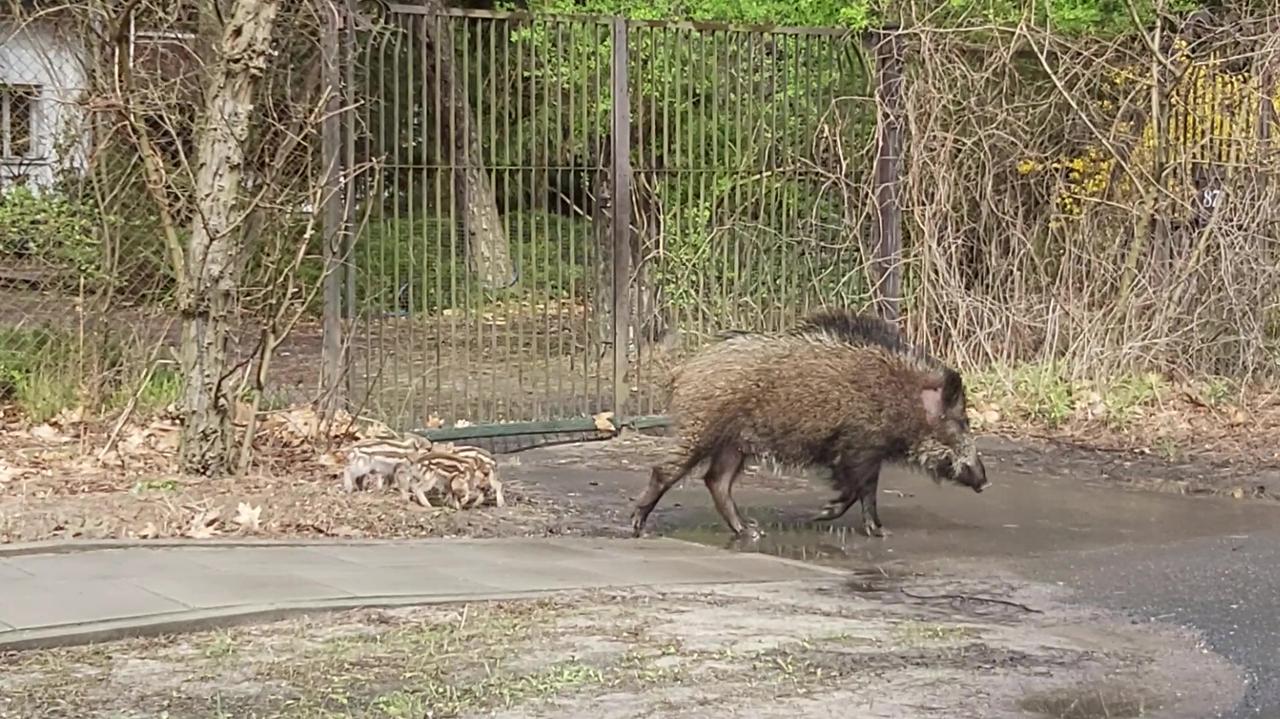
[1,578,189,630]
[0,536,842,651]
[0,559,34,581]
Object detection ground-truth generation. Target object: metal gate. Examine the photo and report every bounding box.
[339,6,886,435]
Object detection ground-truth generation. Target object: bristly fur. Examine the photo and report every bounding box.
[791,308,910,353]
[792,308,967,413]
[631,309,988,539]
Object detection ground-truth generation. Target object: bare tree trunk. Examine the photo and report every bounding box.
[177,0,281,476]
[419,1,515,289]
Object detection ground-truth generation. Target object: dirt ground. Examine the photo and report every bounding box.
[0,286,633,427]
[1,403,1278,545]
[0,575,1241,719]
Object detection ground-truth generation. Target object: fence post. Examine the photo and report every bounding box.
[610,16,632,418]
[320,0,345,420]
[869,26,904,326]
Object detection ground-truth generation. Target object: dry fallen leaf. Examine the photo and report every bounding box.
[52,406,86,428]
[1231,487,1245,500]
[29,424,71,443]
[0,460,25,484]
[234,502,262,532]
[425,414,445,429]
[316,450,344,467]
[273,407,323,441]
[233,400,255,426]
[145,420,181,451]
[137,522,159,539]
[185,508,222,539]
[593,411,617,433]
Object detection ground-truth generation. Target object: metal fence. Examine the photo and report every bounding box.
[338,8,892,431]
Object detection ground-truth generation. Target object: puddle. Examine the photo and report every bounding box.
[1019,684,1162,719]
[844,566,914,594]
[669,518,869,565]
[670,515,935,599]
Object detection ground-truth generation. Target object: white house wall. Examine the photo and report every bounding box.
[0,18,89,191]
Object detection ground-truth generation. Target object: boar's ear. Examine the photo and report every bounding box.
[920,385,944,425]
[941,369,965,412]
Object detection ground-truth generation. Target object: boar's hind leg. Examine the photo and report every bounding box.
[858,468,886,538]
[631,448,704,537]
[703,445,751,537]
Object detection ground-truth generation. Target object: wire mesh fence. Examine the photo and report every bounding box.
[0,2,336,425]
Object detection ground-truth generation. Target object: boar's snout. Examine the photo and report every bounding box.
[958,455,990,493]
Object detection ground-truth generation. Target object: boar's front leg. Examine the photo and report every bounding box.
[814,460,884,537]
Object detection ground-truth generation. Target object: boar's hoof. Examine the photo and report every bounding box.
[812,506,840,522]
[863,523,888,538]
[629,509,649,538]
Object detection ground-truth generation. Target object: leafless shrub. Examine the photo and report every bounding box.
[890,7,1280,382]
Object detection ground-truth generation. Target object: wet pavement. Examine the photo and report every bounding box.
[517,447,1280,719]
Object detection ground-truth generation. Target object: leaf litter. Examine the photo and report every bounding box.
[0,404,571,544]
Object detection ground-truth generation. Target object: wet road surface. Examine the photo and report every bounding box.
[661,467,1280,719]
[518,448,1280,718]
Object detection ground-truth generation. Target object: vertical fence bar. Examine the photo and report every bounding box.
[610,16,632,417]
[868,26,904,326]
[342,0,357,406]
[320,0,345,418]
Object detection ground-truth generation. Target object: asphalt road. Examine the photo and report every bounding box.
[1016,531,1280,719]
[520,444,1280,718]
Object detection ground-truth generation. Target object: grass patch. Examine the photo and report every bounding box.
[0,325,89,421]
[968,361,1171,431]
[891,621,980,646]
[0,324,180,422]
[127,364,184,414]
[299,211,594,317]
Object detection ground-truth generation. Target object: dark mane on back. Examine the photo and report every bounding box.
[791,308,906,352]
[792,307,952,373]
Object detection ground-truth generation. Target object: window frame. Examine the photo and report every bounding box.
[0,83,41,161]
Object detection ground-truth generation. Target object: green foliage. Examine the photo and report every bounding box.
[129,364,183,413]
[515,0,1214,34]
[0,186,101,280]
[516,0,875,28]
[1008,361,1077,427]
[335,210,592,315]
[653,185,872,326]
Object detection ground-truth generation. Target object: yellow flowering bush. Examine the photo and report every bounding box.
[1019,37,1275,225]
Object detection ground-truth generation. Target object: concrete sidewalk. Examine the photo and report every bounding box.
[0,537,841,651]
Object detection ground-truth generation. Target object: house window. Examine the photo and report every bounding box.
[0,85,39,160]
